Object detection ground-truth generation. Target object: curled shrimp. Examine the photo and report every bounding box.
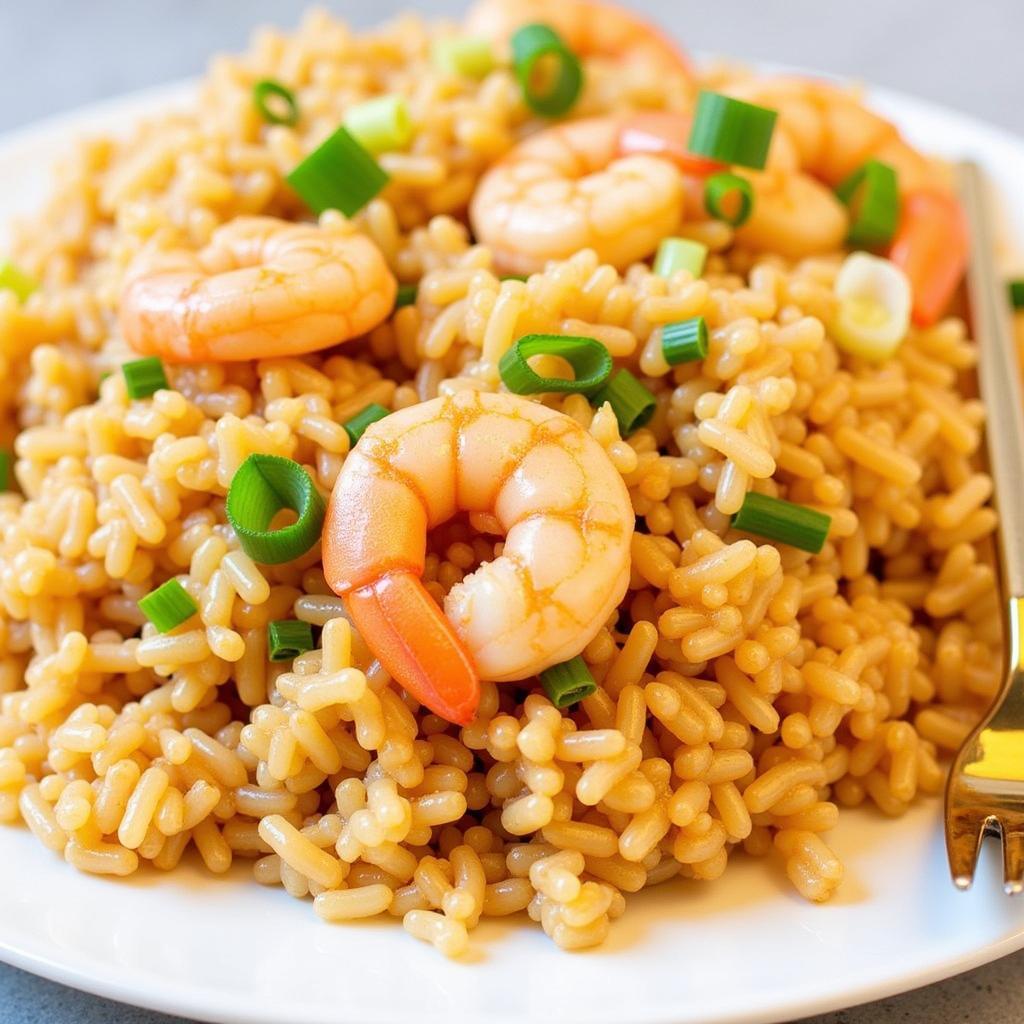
[464,0,694,80]
[470,117,685,273]
[322,390,634,724]
[119,216,396,362]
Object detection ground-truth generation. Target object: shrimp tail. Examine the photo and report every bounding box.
[345,571,481,726]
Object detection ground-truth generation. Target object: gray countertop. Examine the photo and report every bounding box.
[1,1,1022,1022]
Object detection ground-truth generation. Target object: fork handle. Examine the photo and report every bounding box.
[958,161,1024,599]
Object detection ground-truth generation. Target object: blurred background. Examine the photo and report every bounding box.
[1,0,1021,134]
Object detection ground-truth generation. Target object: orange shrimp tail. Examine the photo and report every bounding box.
[617,112,727,178]
[888,189,969,327]
[345,571,480,726]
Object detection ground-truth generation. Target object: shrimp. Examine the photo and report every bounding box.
[119,216,396,362]
[322,390,634,724]
[616,109,849,260]
[464,0,694,80]
[470,117,685,273]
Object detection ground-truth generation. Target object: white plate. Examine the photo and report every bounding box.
[3,79,1024,1024]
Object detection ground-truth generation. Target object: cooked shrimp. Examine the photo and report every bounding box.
[322,390,634,724]
[464,0,693,80]
[617,110,848,260]
[470,117,685,273]
[119,216,396,362]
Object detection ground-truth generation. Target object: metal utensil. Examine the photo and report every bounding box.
[945,160,1024,893]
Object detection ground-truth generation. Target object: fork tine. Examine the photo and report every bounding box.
[946,806,991,890]
[1002,825,1024,895]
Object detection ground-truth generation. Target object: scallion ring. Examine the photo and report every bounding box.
[653,237,707,280]
[589,369,657,436]
[122,356,168,400]
[511,24,583,118]
[225,454,326,564]
[0,260,36,303]
[835,159,900,248]
[1010,280,1024,310]
[731,491,831,554]
[138,579,198,633]
[704,171,754,227]
[344,403,391,446]
[253,80,300,127]
[394,283,418,309]
[268,620,316,662]
[540,656,597,708]
[499,334,612,395]
[662,316,708,365]
[431,36,496,79]
[687,91,777,170]
[286,126,389,217]
[344,95,413,155]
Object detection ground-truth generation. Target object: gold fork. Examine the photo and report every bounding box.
[945,161,1024,894]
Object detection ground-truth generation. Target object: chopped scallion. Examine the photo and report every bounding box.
[1010,280,1024,309]
[540,655,597,708]
[589,369,657,436]
[225,454,326,564]
[704,171,754,227]
[431,36,496,79]
[268,619,315,662]
[286,126,389,217]
[252,79,300,127]
[138,579,198,633]
[653,237,707,279]
[344,403,391,446]
[662,316,708,365]
[731,491,831,554]
[122,356,168,399]
[395,283,418,309]
[501,274,529,282]
[0,452,10,491]
[835,159,900,248]
[687,91,777,170]
[499,334,612,395]
[511,24,583,118]
[344,95,413,155]
[0,260,36,303]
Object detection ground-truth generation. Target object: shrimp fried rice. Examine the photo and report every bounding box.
[0,4,998,956]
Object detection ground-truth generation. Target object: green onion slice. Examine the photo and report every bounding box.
[268,619,315,662]
[653,237,707,279]
[704,171,754,227]
[138,579,198,633]
[122,356,168,399]
[540,655,597,708]
[253,79,300,127]
[225,454,326,564]
[731,491,832,554]
[286,126,389,217]
[511,24,583,118]
[835,159,900,248]
[589,369,657,436]
[687,91,777,170]
[344,95,413,155]
[344,403,391,446]
[432,36,496,79]
[499,334,612,395]
[0,260,36,303]
[1009,280,1024,310]
[662,317,708,365]
[500,274,529,282]
[394,283,418,309]
[0,452,10,492]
